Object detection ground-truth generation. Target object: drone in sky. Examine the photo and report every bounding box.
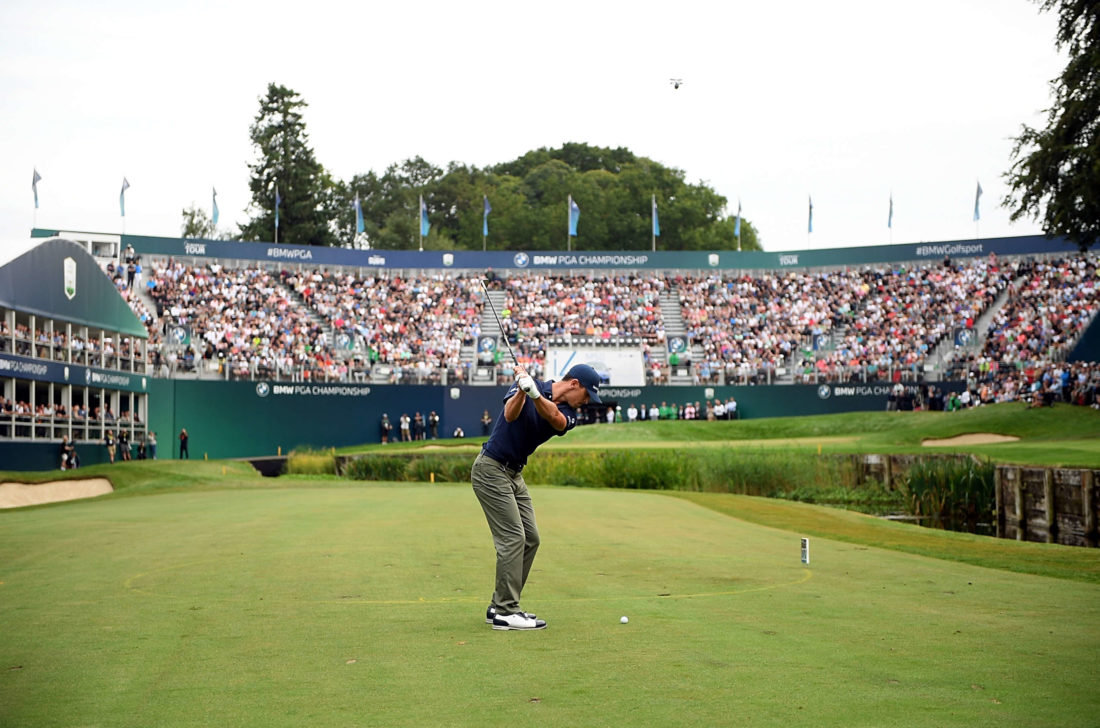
[670,78,683,90]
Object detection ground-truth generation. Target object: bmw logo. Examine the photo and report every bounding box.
[817,385,831,400]
[957,329,973,345]
[479,337,496,352]
[513,252,529,268]
[256,382,270,398]
[668,336,687,353]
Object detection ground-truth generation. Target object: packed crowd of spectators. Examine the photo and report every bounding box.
[676,269,864,384]
[942,254,1099,409]
[21,251,1094,408]
[978,255,1097,371]
[282,270,484,383]
[675,256,1013,385]
[815,256,1011,381]
[490,273,668,382]
[145,261,331,380]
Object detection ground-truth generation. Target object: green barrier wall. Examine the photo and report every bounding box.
[2,380,964,469]
[141,379,963,460]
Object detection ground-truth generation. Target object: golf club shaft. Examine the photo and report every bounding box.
[480,278,519,366]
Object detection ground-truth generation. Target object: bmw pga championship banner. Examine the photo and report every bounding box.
[32,230,1080,272]
[0,351,149,393]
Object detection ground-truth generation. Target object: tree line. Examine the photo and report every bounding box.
[184,83,760,252]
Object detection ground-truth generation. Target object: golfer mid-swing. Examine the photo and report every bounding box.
[472,362,602,630]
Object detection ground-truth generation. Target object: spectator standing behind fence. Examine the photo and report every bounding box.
[481,409,493,436]
[428,411,440,439]
[148,431,157,459]
[400,414,411,441]
[380,414,392,443]
[104,430,116,464]
[179,428,189,459]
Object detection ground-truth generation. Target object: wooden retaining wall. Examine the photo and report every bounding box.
[995,467,1099,547]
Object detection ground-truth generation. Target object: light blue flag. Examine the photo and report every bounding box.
[420,195,431,237]
[973,181,982,222]
[569,196,580,237]
[120,177,130,217]
[483,195,491,237]
[652,195,660,237]
[212,187,219,226]
[32,169,42,209]
[275,185,281,229]
[888,193,893,229]
[808,195,813,234]
[355,193,364,234]
[734,199,742,238]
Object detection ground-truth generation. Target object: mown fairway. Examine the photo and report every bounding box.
[2,476,1099,727]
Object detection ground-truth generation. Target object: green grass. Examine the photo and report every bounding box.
[2,479,1099,727]
[3,405,1100,725]
[337,403,1100,468]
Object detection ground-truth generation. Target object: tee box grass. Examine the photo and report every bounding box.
[2,476,1099,727]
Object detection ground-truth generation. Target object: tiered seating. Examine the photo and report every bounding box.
[282,271,483,383]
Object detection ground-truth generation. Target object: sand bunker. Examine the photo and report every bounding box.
[0,478,113,509]
[921,433,1020,447]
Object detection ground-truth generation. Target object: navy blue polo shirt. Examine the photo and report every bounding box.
[482,378,579,468]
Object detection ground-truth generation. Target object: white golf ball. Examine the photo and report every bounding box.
[620,616,629,624]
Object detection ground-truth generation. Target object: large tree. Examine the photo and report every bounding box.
[180,205,218,239]
[240,83,336,246]
[1004,1,1100,251]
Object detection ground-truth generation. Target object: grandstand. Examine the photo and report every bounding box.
[1,237,151,469]
[2,228,1096,469]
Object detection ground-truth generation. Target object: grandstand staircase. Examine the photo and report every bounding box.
[470,288,510,384]
[658,289,690,384]
[926,276,1019,377]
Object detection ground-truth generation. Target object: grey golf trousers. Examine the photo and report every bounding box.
[471,451,540,614]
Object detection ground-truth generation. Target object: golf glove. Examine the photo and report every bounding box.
[517,375,540,400]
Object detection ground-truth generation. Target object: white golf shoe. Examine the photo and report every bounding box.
[486,606,537,624]
[491,612,547,631]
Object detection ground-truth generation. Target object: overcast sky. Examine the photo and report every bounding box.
[0,0,1065,252]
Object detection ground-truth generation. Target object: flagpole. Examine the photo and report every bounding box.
[807,195,812,248]
[734,198,742,252]
[651,194,656,252]
[32,168,39,232]
[567,195,572,252]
